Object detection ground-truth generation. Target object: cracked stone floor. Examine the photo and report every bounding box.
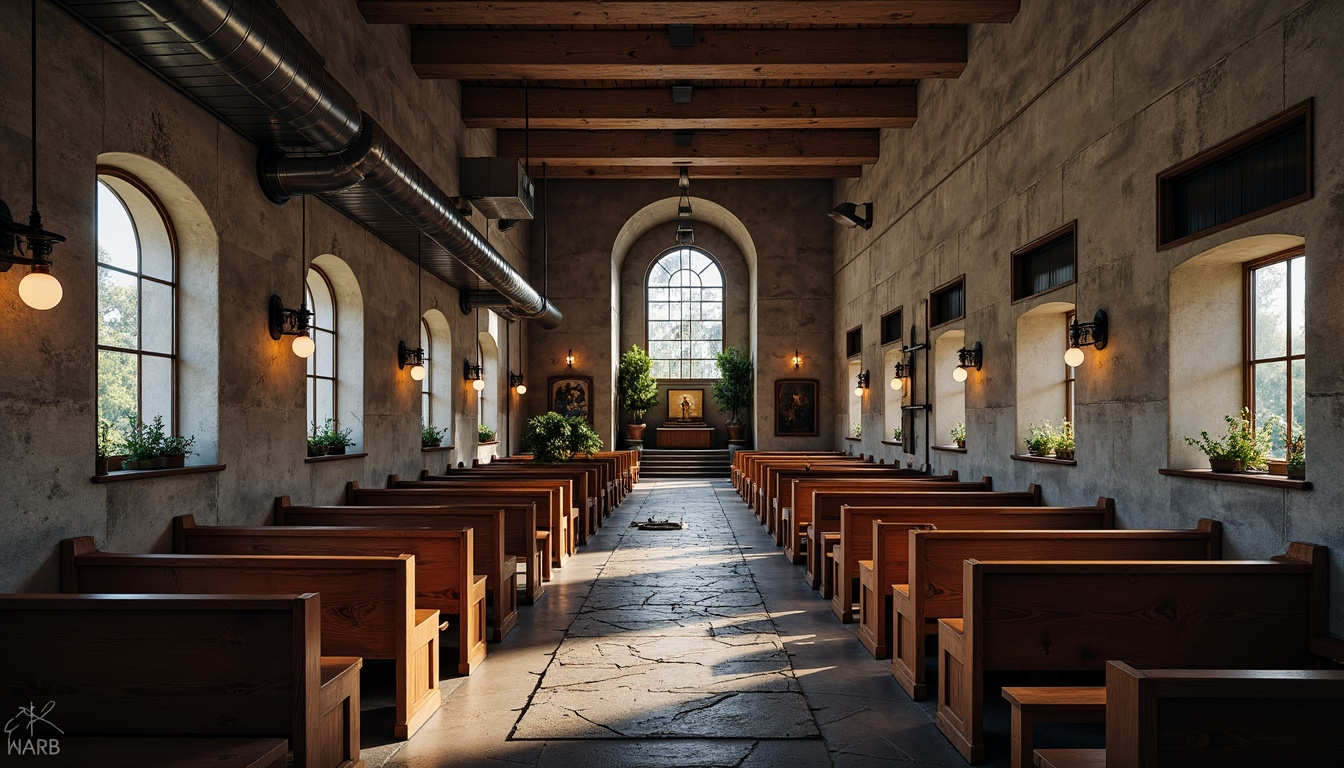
[368,477,1051,767]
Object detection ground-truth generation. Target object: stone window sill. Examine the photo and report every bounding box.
[305,452,368,464]
[478,440,499,446]
[422,445,455,453]
[1011,453,1077,466]
[844,436,862,442]
[880,440,906,447]
[1159,468,1311,490]
[91,464,227,484]
[932,445,966,454]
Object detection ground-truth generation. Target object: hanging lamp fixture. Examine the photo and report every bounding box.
[269,195,314,358]
[399,234,427,380]
[675,167,694,246]
[0,0,67,310]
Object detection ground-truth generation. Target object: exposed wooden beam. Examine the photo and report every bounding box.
[362,1,1019,26]
[412,28,966,80]
[497,129,880,165]
[463,86,916,129]
[529,164,863,179]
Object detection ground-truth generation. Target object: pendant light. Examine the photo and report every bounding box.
[268,196,314,357]
[399,234,427,380]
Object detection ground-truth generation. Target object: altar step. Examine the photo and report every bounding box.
[638,449,732,478]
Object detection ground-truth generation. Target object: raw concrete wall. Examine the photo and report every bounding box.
[833,0,1344,628]
[0,0,528,591]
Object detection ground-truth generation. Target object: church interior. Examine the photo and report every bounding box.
[2,0,1343,766]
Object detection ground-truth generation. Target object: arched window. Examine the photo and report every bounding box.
[96,174,176,435]
[306,266,337,431]
[646,246,724,379]
[420,317,432,425]
[422,309,453,442]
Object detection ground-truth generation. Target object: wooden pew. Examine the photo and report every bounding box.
[488,454,622,515]
[757,458,877,520]
[893,520,1219,702]
[0,593,360,768]
[1033,662,1344,768]
[855,501,1117,660]
[768,466,941,537]
[61,539,442,739]
[782,472,969,555]
[936,543,1327,764]
[741,453,857,508]
[272,501,522,641]
[438,464,601,542]
[173,512,489,668]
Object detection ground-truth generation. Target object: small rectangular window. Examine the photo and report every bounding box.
[930,276,965,327]
[880,308,904,345]
[1245,247,1306,458]
[1159,101,1312,249]
[1012,222,1076,301]
[846,326,862,358]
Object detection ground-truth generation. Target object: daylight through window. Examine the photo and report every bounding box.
[646,247,724,379]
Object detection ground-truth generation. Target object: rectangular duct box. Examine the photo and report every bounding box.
[459,157,535,220]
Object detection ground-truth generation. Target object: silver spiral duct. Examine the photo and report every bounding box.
[137,0,562,328]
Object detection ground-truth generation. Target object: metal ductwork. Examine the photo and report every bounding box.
[136,0,561,329]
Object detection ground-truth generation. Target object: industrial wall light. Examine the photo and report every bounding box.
[269,294,314,358]
[464,359,485,391]
[791,349,803,369]
[854,369,870,397]
[952,342,982,383]
[829,202,873,230]
[1065,309,1108,368]
[509,371,527,394]
[399,340,426,381]
[890,358,912,391]
[565,349,576,369]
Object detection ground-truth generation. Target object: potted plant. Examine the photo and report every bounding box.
[143,415,169,468]
[162,433,196,469]
[617,344,659,442]
[1184,408,1270,473]
[1287,429,1305,480]
[478,424,497,443]
[850,422,862,438]
[712,346,753,442]
[950,420,966,449]
[310,418,353,457]
[1054,420,1075,461]
[1024,421,1056,457]
[892,426,903,442]
[96,418,123,475]
[521,412,603,463]
[121,418,159,470]
[422,424,445,448]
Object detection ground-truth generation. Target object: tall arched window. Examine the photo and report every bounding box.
[306,266,337,431]
[420,317,432,426]
[96,174,176,434]
[646,246,724,379]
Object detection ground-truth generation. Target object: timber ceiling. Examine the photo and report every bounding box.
[360,0,1019,178]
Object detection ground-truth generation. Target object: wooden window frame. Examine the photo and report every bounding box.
[845,325,863,358]
[644,245,725,380]
[1157,100,1313,251]
[306,266,339,432]
[929,275,966,329]
[1011,221,1077,303]
[420,317,432,428]
[1064,309,1076,424]
[1243,245,1306,457]
[880,307,904,346]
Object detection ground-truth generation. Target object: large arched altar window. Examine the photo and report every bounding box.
[646,246,724,379]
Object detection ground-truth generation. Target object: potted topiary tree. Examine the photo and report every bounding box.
[617,344,659,443]
[522,412,604,463]
[712,346,753,443]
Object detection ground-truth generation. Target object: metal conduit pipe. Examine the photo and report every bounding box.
[138,0,562,329]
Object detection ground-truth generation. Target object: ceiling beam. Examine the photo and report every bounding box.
[412,28,966,80]
[362,1,1019,25]
[498,129,880,165]
[463,86,917,129]
[529,164,863,179]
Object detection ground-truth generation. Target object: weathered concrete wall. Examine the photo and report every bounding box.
[833,0,1344,627]
[525,179,835,452]
[0,0,528,591]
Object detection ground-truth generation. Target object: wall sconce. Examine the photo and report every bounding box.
[791,349,803,369]
[464,359,485,391]
[854,369,870,397]
[1,199,65,310]
[829,202,873,230]
[399,340,426,381]
[952,342,982,383]
[269,294,315,358]
[1065,309,1108,368]
[509,371,527,395]
[565,349,576,369]
[890,358,912,391]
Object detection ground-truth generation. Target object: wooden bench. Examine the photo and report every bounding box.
[1032,661,1344,768]
[494,453,625,512]
[434,464,601,542]
[854,501,1116,661]
[895,519,1217,703]
[757,459,879,522]
[61,538,442,739]
[0,593,361,768]
[173,512,488,670]
[768,467,948,539]
[732,450,843,496]
[936,543,1327,764]
[741,453,858,509]
[1004,686,1106,768]
[271,501,522,641]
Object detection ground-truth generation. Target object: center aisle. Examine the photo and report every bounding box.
[384,478,966,768]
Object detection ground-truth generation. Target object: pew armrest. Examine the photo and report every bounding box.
[318,656,362,768]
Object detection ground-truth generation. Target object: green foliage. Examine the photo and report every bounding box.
[162,434,195,457]
[950,420,966,444]
[711,347,753,424]
[309,418,353,456]
[422,424,446,447]
[617,345,659,422]
[892,426,903,441]
[1024,421,1057,454]
[478,423,497,442]
[97,418,122,458]
[96,261,140,432]
[1055,420,1075,451]
[851,422,862,438]
[1184,408,1271,469]
[122,416,166,461]
[1287,426,1306,469]
[522,412,603,463]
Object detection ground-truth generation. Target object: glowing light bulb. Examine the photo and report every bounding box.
[410,363,427,381]
[472,378,485,391]
[292,333,316,359]
[1064,346,1086,368]
[952,366,968,383]
[890,376,903,391]
[515,383,528,395]
[18,266,61,310]
[854,386,865,397]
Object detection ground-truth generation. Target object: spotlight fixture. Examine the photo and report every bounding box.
[829,202,873,230]
[854,369,870,398]
[953,341,982,383]
[1065,309,1108,368]
[565,349,576,369]
[791,349,803,369]
[890,358,912,391]
[675,169,695,246]
[269,294,314,358]
[509,371,527,395]
[464,359,485,391]
[399,340,427,381]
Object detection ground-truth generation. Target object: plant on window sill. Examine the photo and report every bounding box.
[308,418,354,457]
[1183,408,1271,473]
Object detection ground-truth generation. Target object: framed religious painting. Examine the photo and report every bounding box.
[548,375,594,424]
[667,389,705,422]
[774,378,819,436]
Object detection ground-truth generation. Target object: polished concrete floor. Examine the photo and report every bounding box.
[364,478,1096,767]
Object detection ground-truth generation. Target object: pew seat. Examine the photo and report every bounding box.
[1002,687,1105,768]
